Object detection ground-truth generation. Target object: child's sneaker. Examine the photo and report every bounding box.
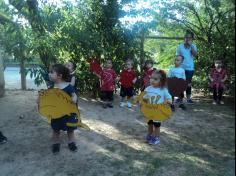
[102,104,108,108]
[187,99,194,104]
[107,103,113,108]
[0,132,7,144]
[175,98,181,104]
[179,104,186,110]
[148,136,160,145]
[52,143,60,154]
[120,102,126,107]
[68,142,78,152]
[145,134,152,143]
[127,102,132,108]
[212,101,217,105]
[170,104,175,112]
[219,101,224,105]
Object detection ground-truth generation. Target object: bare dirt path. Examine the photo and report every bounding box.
[0,90,235,176]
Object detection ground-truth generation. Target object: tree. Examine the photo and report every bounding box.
[153,0,235,94]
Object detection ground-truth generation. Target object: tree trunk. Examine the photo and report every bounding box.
[20,58,26,90]
[139,29,145,91]
[0,50,5,97]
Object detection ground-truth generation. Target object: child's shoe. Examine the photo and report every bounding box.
[52,143,60,154]
[212,101,217,105]
[107,103,113,108]
[68,142,78,152]
[102,104,108,108]
[175,98,181,104]
[120,102,126,107]
[170,104,175,112]
[148,136,160,145]
[127,102,132,108]
[219,101,224,105]
[145,134,152,143]
[187,99,195,104]
[179,104,186,110]
[0,132,7,144]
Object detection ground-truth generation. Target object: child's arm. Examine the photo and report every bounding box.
[182,70,186,80]
[167,69,172,78]
[190,44,198,57]
[208,69,214,82]
[132,77,137,84]
[221,73,227,82]
[165,89,173,104]
[208,74,213,82]
[94,73,101,79]
[70,76,76,87]
[132,71,137,84]
[71,93,78,104]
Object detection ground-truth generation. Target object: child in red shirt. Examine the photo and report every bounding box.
[119,59,137,108]
[142,60,154,91]
[209,59,227,105]
[94,59,116,108]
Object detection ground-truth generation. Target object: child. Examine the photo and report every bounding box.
[142,60,154,91]
[65,60,77,90]
[94,59,116,108]
[41,65,54,89]
[0,131,7,144]
[48,64,78,154]
[119,59,137,108]
[209,59,227,105]
[143,70,172,145]
[168,55,186,110]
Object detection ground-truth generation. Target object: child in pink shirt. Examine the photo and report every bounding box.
[209,59,227,105]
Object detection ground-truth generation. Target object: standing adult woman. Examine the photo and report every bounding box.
[176,30,198,104]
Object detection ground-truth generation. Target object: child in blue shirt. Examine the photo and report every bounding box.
[65,60,77,91]
[168,55,186,110]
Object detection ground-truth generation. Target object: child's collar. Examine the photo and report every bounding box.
[70,70,76,75]
[54,82,70,89]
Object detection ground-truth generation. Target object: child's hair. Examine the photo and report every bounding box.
[68,60,77,71]
[175,54,184,62]
[214,57,224,68]
[214,59,223,64]
[185,29,194,39]
[126,59,134,65]
[152,69,167,88]
[103,59,113,68]
[144,60,154,68]
[50,64,71,82]
[106,59,113,63]
[176,55,184,61]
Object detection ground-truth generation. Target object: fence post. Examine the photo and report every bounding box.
[0,49,5,97]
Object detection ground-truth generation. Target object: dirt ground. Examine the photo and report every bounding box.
[0,90,235,176]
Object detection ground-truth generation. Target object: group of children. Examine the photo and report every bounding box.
[43,56,226,149]
[0,56,227,152]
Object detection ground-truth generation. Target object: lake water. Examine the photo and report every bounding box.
[3,67,47,90]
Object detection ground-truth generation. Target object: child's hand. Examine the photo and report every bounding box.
[116,76,120,82]
[71,93,78,104]
[142,98,149,103]
[36,97,39,105]
[167,100,172,105]
[132,78,137,84]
